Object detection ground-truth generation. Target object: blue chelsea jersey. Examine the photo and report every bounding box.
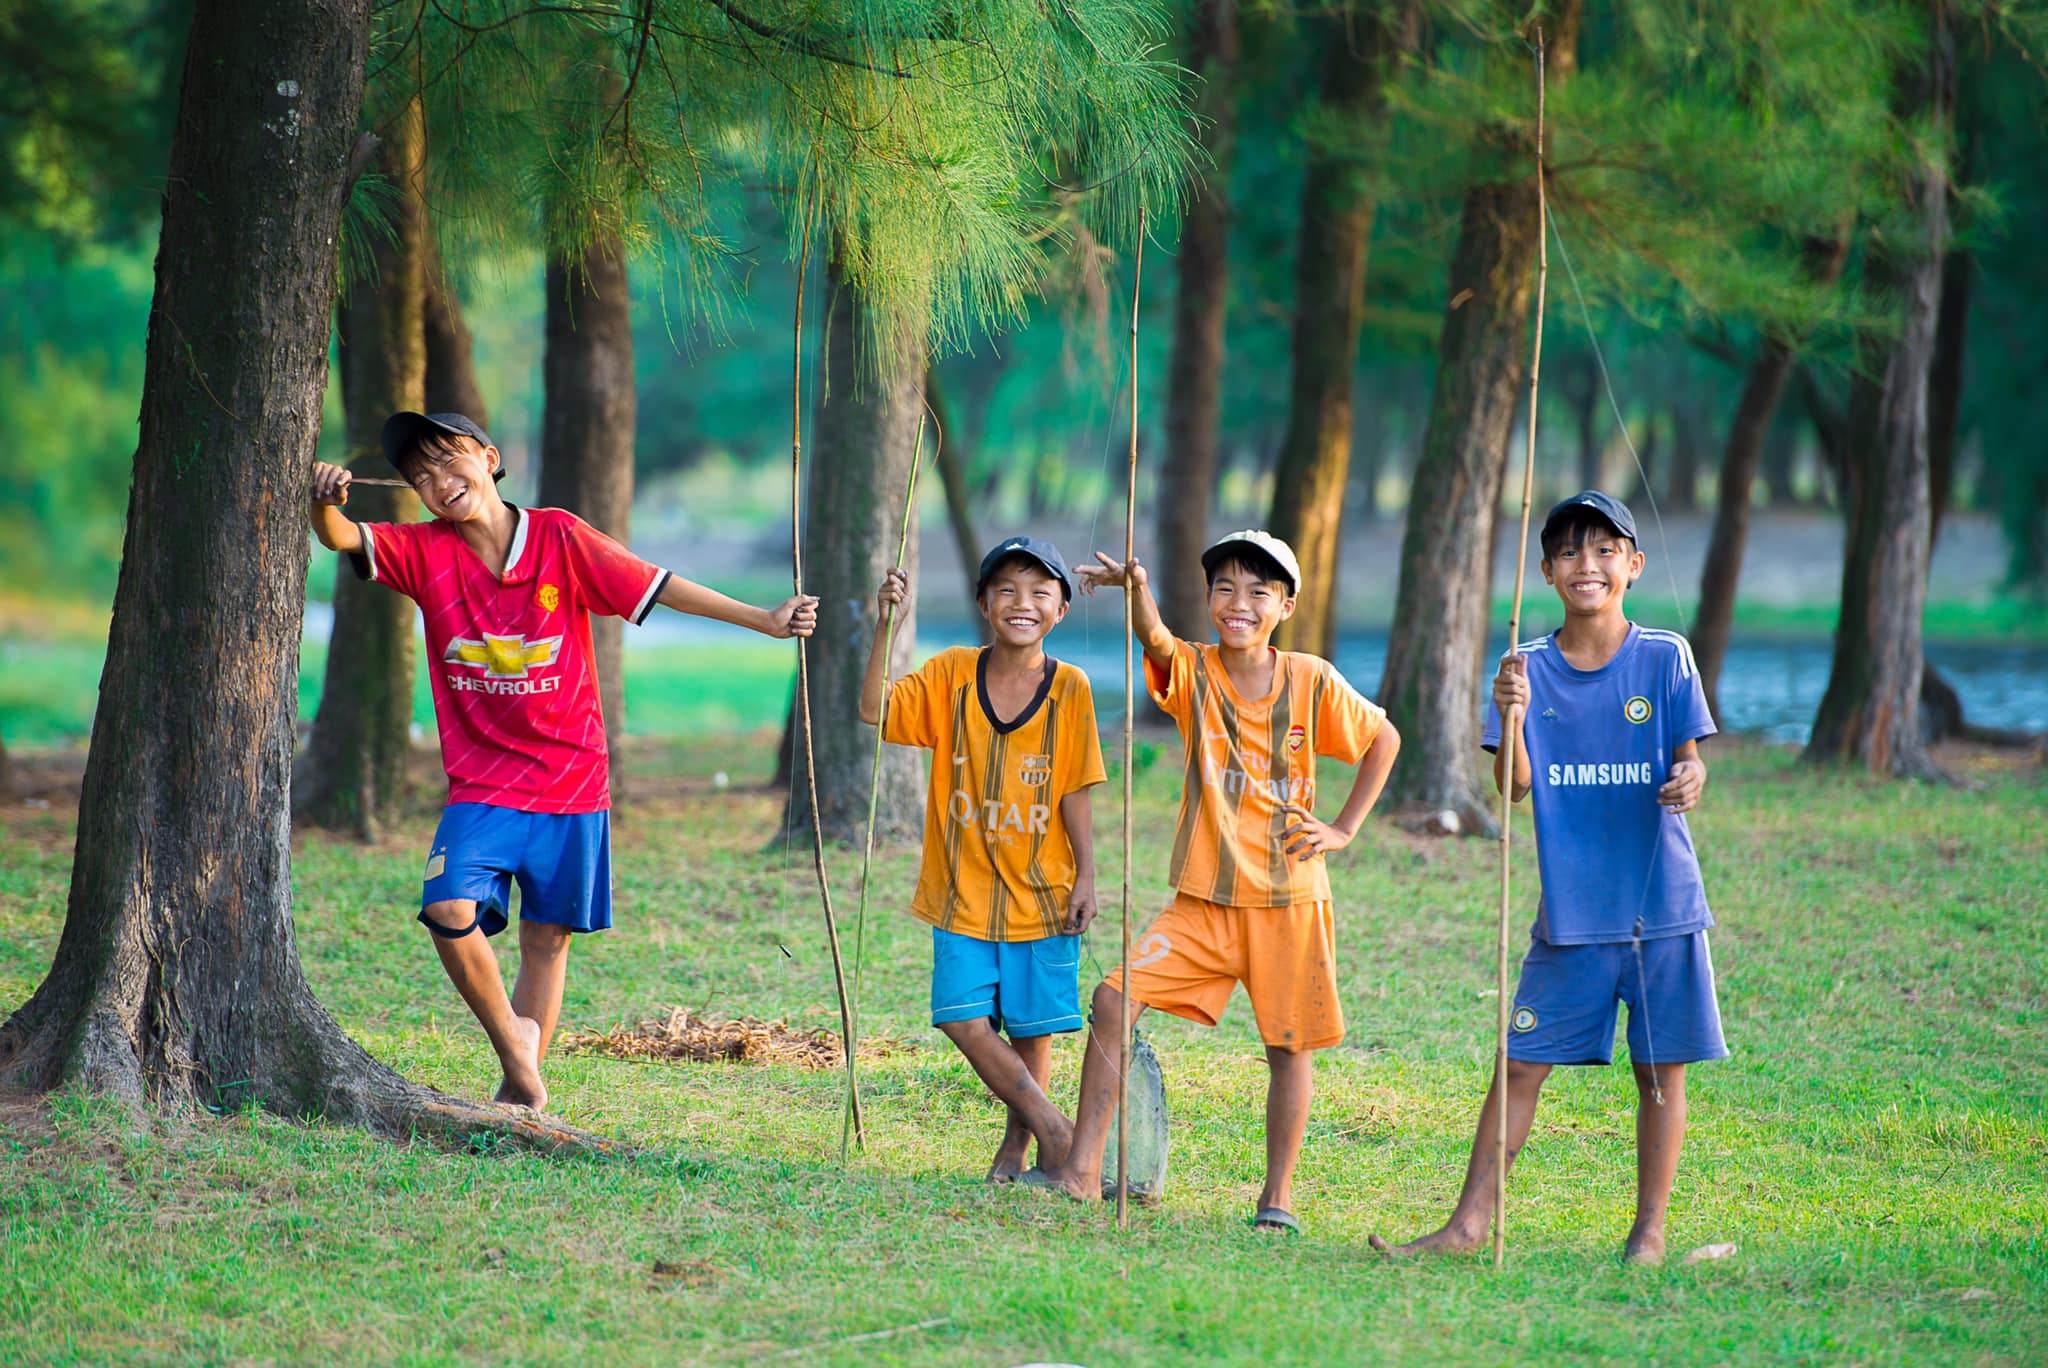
[1483,623,1718,945]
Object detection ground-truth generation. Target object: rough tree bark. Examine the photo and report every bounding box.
[1807,10,1952,779]
[538,234,635,774]
[780,250,923,843]
[297,96,426,837]
[1378,10,1580,833]
[1155,0,1239,638]
[1267,6,1412,656]
[0,0,603,1151]
[1694,233,1852,723]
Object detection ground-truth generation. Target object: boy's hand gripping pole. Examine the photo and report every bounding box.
[791,160,865,1159]
[1116,208,1146,1231]
[1493,28,1550,1272]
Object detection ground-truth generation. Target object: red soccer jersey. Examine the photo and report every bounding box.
[353,505,670,813]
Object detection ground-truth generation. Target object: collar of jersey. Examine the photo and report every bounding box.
[976,647,1057,734]
[1541,620,1641,680]
[1201,642,1284,711]
[435,502,530,582]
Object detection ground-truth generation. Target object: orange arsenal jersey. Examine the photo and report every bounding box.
[1145,639,1386,907]
[884,647,1107,941]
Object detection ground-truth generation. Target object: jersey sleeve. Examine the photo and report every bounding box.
[1313,662,1386,764]
[350,521,429,600]
[1059,672,1109,793]
[560,514,672,624]
[1668,634,1717,746]
[882,651,956,751]
[1142,637,1198,723]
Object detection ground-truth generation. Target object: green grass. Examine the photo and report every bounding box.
[2,740,2044,1363]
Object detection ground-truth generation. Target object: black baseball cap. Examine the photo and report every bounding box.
[380,411,503,481]
[976,535,1073,601]
[1541,490,1637,546]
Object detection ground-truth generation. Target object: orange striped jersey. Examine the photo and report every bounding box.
[884,647,1107,942]
[1145,639,1387,907]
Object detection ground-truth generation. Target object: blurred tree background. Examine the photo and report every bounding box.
[3,0,2046,784]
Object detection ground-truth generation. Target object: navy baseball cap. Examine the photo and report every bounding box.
[380,411,503,481]
[1542,490,1637,545]
[976,535,1073,601]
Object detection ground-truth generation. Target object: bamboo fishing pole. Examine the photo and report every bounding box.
[842,414,930,1161]
[1116,206,1146,1231]
[1493,27,1549,1273]
[791,163,866,1157]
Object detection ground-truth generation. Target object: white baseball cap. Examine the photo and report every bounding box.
[1201,529,1300,596]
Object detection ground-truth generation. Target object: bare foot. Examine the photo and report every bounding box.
[1622,1227,1666,1266]
[1036,1115,1075,1173]
[1018,1165,1101,1202]
[987,1153,1026,1185]
[492,1015,547,1111]
[1367,1223,1487,1259]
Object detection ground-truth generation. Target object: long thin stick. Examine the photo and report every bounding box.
[842,414,929,1160]
[1116,206,1146,1231]
[791,164,865,1157]
[1494,27,1548,1273]
[346,476,414,488]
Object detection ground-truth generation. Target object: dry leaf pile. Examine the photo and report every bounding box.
[561,1007,914,1070]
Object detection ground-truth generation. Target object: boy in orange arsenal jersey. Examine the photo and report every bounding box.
[1026,530,1400,1233]
[860,537,1105,1182]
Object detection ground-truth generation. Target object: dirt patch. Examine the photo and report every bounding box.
[559,1007,916,1070]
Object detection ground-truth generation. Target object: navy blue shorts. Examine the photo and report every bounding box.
[420,802,612,937]
[930,927,1083,1038]
[1508,930,1728,1066]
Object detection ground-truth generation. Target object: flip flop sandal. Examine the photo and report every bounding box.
[1250,1207,1300,1234]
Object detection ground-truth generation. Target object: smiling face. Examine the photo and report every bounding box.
[1541,518,1644,617]
[400,432,504,523]
[978,557,1067,647]
[1205,555,1295,648]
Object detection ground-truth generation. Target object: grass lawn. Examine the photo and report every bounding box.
[1,738,2044,1364]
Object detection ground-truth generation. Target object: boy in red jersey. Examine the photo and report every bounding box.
[310,411,816,1110]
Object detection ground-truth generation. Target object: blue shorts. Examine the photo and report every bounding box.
[1508,931,1728,1066]
[420,802,612,937]
[930,927,1083,1038]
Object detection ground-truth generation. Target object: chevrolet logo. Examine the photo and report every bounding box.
[444,633,563,678]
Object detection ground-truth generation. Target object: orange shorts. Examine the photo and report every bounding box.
[1104,892,1344,1052]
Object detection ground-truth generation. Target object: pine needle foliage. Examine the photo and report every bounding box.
[364,0,1194,365]
[1328,0,1923,352]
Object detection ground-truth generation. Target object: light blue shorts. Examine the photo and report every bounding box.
[930,927,1083,1038]
[1508,930,1728,1066]
[420,802,612,938]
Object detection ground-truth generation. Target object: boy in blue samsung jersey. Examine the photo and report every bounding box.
[1374,491,1726,1266]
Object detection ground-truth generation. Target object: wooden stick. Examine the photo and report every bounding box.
[1116,206,1146,1231]
[790,163,865,1159]
[1494,27,1549,1273]
[843,414,928,1160]
[344,476,413,488]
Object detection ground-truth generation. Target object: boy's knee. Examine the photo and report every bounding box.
[1506,1058,1552,1088]
[936,1016,994,1047]
[518,920,573,955]
[420,900,481,939]
[1089,980,1125,1019]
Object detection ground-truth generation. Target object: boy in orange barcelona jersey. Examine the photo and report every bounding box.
[860,537,1106,1182]
[1025,530,1400,1233]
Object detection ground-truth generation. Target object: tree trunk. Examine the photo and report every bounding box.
[423,235,489,425]
[0,0,598,1151]
[1663,405,1699,512]
[538,234,636,778]
[1694,233,1852,723]
[296,97,426,838]
[925,366,988,639]
[1267,8,1410,656]
[1156,0,1239,639]
[1926,241,1968,546]
[1378,8,1579,833]
[1807,11,1952,779]
[1568,359,1601,494]
[0,729,11,800]
[780,251,923,844]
